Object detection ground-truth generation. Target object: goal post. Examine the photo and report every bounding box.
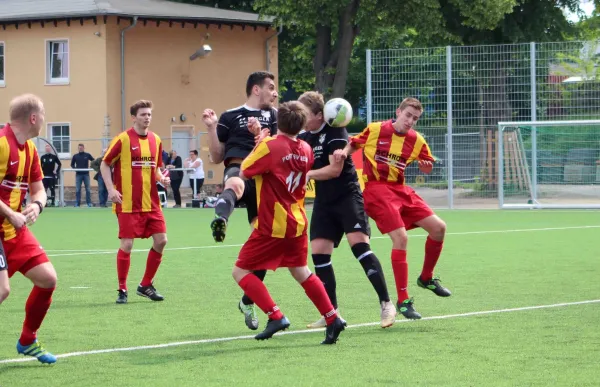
[498,120,600,209]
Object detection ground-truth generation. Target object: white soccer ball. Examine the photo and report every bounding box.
[324,98,353,127]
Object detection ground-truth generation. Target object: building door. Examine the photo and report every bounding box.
[171,127,194,188]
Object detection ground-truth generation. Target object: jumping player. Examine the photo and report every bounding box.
[298,92,396,329]
[233,101,346,344]
[203,71,278,330]
[101,100,170,305]
[0,94,58,364]
[334,97,451,319]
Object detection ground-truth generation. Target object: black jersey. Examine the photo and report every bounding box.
[299,124,360,203]
[217,105,277,165]
[40,153,61,178]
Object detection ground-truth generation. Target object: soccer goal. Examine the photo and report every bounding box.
[498,120,600,209]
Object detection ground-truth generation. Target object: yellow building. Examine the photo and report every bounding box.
[0,0,279,191]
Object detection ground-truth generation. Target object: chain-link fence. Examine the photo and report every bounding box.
[367,40,600,208]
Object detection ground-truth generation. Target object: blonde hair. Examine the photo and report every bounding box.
[9,94,44,122]
[398,97,423,112]
[298,91,325,115]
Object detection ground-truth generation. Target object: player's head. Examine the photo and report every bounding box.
[8,94,45,138]
[277,101,308,137]
[298,91,325,131]
[45,144,52,153]
[189,149,198,160]
[395,97,423,133]
[246,71,278,109]
[130,100,153,130]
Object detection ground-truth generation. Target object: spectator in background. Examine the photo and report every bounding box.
[162,149,169,166]
[184,150,204,199]
[166,150,183,208]
[91,148,108,207]
[40,144,61,207]
[71,143,94,207]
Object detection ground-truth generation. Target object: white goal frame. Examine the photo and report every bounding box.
[498,120,600,209]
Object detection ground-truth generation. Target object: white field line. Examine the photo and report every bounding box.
[45,225,600,257]
[1,299,598,364]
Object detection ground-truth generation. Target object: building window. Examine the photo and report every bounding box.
[46,40,69,84]
[0,43,4,86]
[48,123,71,157]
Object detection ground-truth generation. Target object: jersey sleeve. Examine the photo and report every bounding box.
[103,136,123,166]
[241,138,272,179]
[217,112,232,143]
[157,139,164,168]
[29,147,43,182]
[327,127,349,154]
[350,125,371,149]
[418,141,435,162]
[269,108,278,136]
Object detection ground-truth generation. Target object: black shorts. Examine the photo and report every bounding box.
[310,190,371,248]
[0,241,6,272]
[224,164,258,225]
[42,177,56,189]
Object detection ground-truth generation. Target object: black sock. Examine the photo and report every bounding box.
[215,188,237,220]
[352,243,390,303]
[241,270,267,305]
[312,254,337,309]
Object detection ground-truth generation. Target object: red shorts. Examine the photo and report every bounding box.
[4,228,50,278]
[363,182,435,234]
[117,211,167,239]
[236,230,308,271]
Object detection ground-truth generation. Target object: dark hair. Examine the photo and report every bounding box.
[277,101,308,135]
[130,100,153,116]
[246,71,275,97]
[190,150,198,156]
[78,143,84,147]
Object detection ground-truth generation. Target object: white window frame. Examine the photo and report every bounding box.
[45,38,69,85]
[47,122,71,158]
[0,41,5,87]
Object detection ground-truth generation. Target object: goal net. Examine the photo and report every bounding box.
[498,120,600,209]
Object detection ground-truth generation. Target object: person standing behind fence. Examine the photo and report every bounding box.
[184,150,204,199]
[166,150,183,207]
[91,149,108,207]
[70,143,94,207]
[40,144,61,207]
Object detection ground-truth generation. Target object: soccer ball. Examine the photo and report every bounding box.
[324,98,353,127]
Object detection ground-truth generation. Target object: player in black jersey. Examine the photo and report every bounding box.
[298,92,397,329]
[40,144,62,207]
[202,71,278,331]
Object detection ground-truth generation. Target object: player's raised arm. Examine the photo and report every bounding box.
[307,128,347,181]
[203,109,225,164]
[240,138,273,180]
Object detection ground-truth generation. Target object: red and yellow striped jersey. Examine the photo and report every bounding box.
[103,128,163,214]
[0,124,43,241]
[241,135,314,238]
[350,120,434,185]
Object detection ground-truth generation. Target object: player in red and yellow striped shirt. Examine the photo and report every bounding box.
[101,100,170,304]
[0,94,58,363]
[336,97,452,320]
[233,101,345,344]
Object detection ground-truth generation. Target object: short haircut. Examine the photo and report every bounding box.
[246,71,275,97]
[277,101,308,136]
[79,143,84,147]
[398,97,423,112]
[298,91,325,115]
[9,94,44,123]
[190,150,198,156]
[130,100,153,116]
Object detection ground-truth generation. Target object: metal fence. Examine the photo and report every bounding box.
[367,40,600,208]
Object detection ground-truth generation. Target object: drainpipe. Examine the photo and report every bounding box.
[265,25,283,72]
[121,16,138,131]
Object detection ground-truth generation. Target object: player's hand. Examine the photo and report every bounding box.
[255,128,270,144]
[161,176,171,185]
[247,117,261,137]
[333,149,348,163]
[202,109,218,130]
[418,160,434,174]
[8,210,27,229]
[108,188,123,204]
[22,203,41,225]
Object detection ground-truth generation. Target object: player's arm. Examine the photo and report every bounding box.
[203,109,225,164]
[101,137,123,203]
[0,200,27,230]
[307,130,347,181]
[333,126,369,162]
[417,138,435,174]
[240,139,272,180]
[22,151,46,224]
[54,155,62,176]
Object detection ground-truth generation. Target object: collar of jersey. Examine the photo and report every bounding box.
[243,104,261,111]
[312,122,327,134]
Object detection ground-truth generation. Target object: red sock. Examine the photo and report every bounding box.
[421,237,444,281]
[238,273,283,320]
[117,249,131,290]
[391,249,409,302]
[140,248,162,287]
[301,274,337,325]
[20,286,55,346]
